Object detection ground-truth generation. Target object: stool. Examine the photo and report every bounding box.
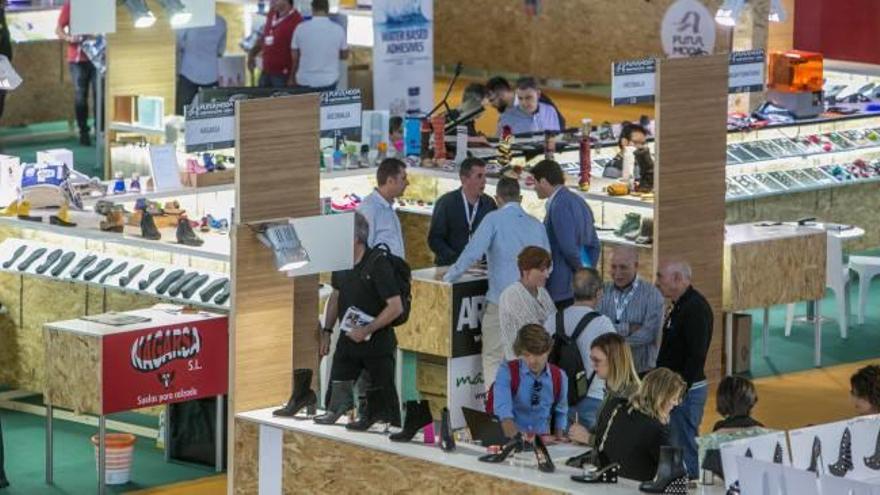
[848,256,880,325]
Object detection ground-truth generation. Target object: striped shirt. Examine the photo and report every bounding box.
[597,277,666,373]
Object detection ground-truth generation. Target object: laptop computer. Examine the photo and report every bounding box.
[461,406,508,446]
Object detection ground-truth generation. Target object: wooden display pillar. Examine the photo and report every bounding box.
[654,55,729,384]
[229,94,320,488]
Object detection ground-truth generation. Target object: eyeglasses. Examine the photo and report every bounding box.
[531,379,543,407]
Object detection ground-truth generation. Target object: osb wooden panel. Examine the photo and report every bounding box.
[396,279,451,357]
[230,226,294,414]
[654,55,727,383]
[2,41,74,126]
[233,419,259,495]
[293,274,320,377]
[44,328,101,415]
[723,230,825,311]
[278,428,563,494]
[105,289,163,312]
[399,211,433,270]
[435,0,725,84]
[0,272,21,387]
[86,285,105,315]
[235,94,320,223]
[416,354,446,397]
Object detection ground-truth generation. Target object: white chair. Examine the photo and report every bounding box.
[849,255,880,325]
[785,231,851,339]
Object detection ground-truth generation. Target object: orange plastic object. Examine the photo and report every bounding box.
[768,50,824,93]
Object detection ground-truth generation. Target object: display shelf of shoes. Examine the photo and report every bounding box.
[108,122,167,137]
[81,183,235,206]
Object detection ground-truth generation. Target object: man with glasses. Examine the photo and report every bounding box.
[496,77,563,136]
[604,122,648,179]
[486,76,565,129]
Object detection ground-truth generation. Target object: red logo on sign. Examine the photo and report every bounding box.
[130,326,202,372]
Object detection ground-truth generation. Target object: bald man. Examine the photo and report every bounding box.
[597,246,665,373]
[655,260,713,480]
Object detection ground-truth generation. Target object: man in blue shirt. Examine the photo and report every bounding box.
[493,324,568,438]
[444,177,549,389]
[531,160,601,311]
[497,77,562,136]
[357,158,408,258]
[176,14,227,115]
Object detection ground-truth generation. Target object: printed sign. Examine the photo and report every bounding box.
[148,144,183,192]
[320,89,362,141]
[101,316,228,414]
[372,0,434,116]
[611,58,656,106]
[448,278,488,429]
[661,0,716,58]
[729,49,766,94]
[185,101,235,153]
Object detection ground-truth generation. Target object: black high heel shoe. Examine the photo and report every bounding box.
[389,400,432,442]
[773,442,784,464]
[478,433,523,463]
[571,463,620,484]
[533,434,554,473]
[439,407,455,452]
[828,427,854,477]
[865,427,880,470]
[807,436,822,474]
[565,449,593,468]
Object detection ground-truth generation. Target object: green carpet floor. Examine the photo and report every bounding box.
[0,408,214,494]
[745,250,880,378]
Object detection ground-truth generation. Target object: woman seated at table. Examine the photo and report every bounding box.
[568,332,641,446]
[592,367,685,482]
[498,247,556,361]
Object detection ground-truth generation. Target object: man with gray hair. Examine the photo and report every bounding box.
[597,246,665,374]
[544,268,615,429]
[655,259,713,480]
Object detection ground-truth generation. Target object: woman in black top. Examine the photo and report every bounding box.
[593,368,686,482]
[703,376,764,478]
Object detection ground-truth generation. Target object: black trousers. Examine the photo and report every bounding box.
[176,75,217,116]
[330,328,399,421]
[0,412,7,485]
[69,61,95,135]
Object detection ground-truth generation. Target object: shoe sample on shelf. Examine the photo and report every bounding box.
[129,174,141,193]
[533,434,555,473]
[35,249,64,275]
[273,369,318,418]
[50,252,76,277]
[828,427,854,477]
[68,254,98,279]
[478,433,523,463]
[163,200,183,216]
[571,463,621,484]
[138,268,166,290]
[166,271,198,297]
[202,153,216,172]
[99,261,128,284]
[314,380,355,425]
[180,274,210,299]
[198,216,210,232]
[807,436,822,474]
[100,206,126,233]
[140,210,161,240]
[16,200,41,222]
[119,264,144,288]
[345,388,396,431]
[389,400,433,442]
[638,446,688,493]
[439,407,455,452]
[2,245,27,269]
[186,157,207,175]
[565,450,593,468]
[773,442,784,464]
[213,284,231,305]
[155,269,185,295]
[206,214,229,232]
[615,212,641,237]
[0,200,19,217]
[199,278,228,302]
[176,215,204,247]
[112,173,126,194]
[83,258,113,281]
[16,247,47,272]
[49,202,77,227]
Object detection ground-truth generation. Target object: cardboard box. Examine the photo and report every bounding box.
[732,313,752,374]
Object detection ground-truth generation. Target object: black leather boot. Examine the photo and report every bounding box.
[314,380,355,425]
[865,426,880,470]
[346,388,396,431]
[439,407,455,452]
[828,427,854,477]
[639,446,688,493]
[479,433,523,463]
[572,463,620,484]
[141,210,161,240]
[389,400,433,442]
[176,215,204,246]
[273,368,317,418]
[807,436,822,474]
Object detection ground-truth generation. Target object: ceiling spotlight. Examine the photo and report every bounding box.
[769,0,787,23]
[257,222,311,272]
[124,0,156,28]
[715,0,745,27]
[159,0,193,27]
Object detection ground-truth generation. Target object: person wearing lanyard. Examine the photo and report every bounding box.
[654,260,713,480]
[247,0,302,88]
[427,158,497,266]
[597,246,665,374]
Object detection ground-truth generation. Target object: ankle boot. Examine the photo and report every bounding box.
[808,436,822,474]
[273,369,318,418]
[440,407,455,452]
[479,433,523,463]
[773,442,784,464]
[828,427,854,477]
[176,215,204,246]
[389,400,433,442]
[639,446,688,493]
[100,206,125,233]
[346,388,392,431]
[635,217,654,245]
[865,427,880,470]
[141,210,161,240]
[50,202,76,227]
[314,380,355,425]
[572,463,620,484]
[533,433,555,473]
[16,200,40,222]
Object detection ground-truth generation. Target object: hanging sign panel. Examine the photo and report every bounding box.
[611,58,656,106]
[729,49,766,94]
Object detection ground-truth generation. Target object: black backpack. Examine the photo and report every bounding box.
[360,243,412,327]
[549,310,600,406]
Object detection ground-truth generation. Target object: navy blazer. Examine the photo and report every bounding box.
[544,186,601,302]
[428,188,497,266]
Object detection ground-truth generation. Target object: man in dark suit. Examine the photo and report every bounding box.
[531,160,600,310]
[427,157,496,266]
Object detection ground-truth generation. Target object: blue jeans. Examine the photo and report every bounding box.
[258,72,288,88]
[69,61,96,134]
[669,384,708,479]
[568,396,602,430]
